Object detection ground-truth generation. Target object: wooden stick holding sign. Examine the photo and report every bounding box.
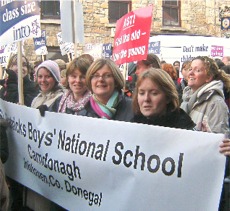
[0,65,3,80]
[17,41,24,105]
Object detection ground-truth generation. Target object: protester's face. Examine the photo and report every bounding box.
[138,78,168,117]
[91,65,115,104]
[136,61,149,75]
[68,69,87,100]
[181,67,189,81]
[173,62,180,71]
[37,67,56,93]
[222,57,228,65]
[60,75,66,86]
[188,59,212,92]
[10,58,28,77]
[33,66,39,81]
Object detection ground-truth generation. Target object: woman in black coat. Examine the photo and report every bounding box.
[0,54,39,106]
[132,68,195,129]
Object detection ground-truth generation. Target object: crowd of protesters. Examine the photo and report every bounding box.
[0,53,230,211]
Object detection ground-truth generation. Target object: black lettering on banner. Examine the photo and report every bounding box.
[112,142,184,178]
[57,130,110,161]
[64,180,103,207]
[8,117,26,137]
[27,122,53,148]
[27,144,81,181]
[147,155,160,173]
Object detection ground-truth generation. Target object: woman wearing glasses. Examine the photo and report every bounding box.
[78,58,133,122]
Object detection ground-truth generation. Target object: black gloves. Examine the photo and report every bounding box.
[37,105,48,117]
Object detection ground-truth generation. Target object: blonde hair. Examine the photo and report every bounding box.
[193,56,230,92]
[85,58,124,93]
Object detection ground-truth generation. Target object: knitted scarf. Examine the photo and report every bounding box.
[90,91,119,119]
[58,89,91,114]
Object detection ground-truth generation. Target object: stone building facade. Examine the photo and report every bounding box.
[24,0,230,63]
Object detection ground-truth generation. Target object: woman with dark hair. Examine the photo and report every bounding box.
[0,54,39,106]
[50,56,93,114]
[135,53,161,75]
[31,60,64,111]
[27,60,65,210]
[178,60,191,103]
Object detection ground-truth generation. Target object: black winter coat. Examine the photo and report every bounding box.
[0,118,9,163]
[0,69,39,106]
[132,108,195,130]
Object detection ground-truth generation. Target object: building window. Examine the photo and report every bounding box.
[41,0,60,19]
[45,47,68,62]
[108,0,131,23]
[162,0,180,27]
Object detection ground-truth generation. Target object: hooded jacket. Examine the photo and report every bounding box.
[180,80,229,134]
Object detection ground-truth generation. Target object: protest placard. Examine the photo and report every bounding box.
[0,1,41,45]
[112,6,153,65]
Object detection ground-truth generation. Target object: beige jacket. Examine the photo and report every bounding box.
[181,80,229,134]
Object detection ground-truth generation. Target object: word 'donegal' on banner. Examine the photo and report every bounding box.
[112,6,153,65]
[0,99,226,211]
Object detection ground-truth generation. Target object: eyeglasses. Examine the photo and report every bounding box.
[91,73,113,80]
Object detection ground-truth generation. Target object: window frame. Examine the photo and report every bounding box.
[162,0,181,27]
[40,0,60,20]
[108,0,132,24]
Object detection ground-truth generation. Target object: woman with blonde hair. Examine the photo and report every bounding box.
[180,55,230,211]
[181,56,230,134]
[78,58,133,122]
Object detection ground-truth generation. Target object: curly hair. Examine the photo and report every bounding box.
[193,56,230,92]
[161,63,178,80]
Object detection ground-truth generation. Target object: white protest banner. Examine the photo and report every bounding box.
[0,99,226,211]
[149,35,230,65]
[0,1,41,45]
[112,6,153,65]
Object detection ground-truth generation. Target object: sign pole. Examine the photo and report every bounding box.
[0,65,3,80]
[17,41,24,105]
